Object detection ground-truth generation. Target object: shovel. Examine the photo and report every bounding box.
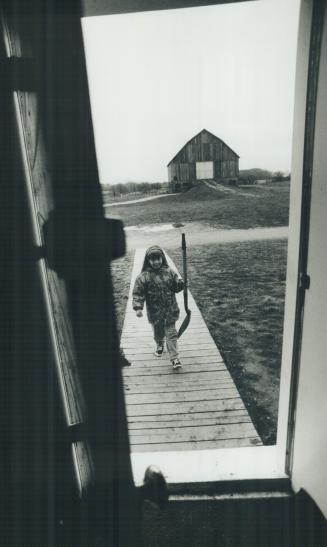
[177,233,191,338]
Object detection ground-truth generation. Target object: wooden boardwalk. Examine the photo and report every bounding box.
[121,248,262,453]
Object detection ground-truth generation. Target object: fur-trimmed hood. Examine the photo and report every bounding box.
[141,245,168,272]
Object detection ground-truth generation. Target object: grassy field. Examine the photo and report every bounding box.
[109,181,290,444]
[106,181,290,229]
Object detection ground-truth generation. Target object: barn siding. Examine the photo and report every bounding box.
[180,163,191,181]
[214,160,221,178]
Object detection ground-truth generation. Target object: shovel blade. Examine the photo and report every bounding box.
[177,310,191,339]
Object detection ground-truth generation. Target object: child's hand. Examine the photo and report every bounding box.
[136,310,143,318]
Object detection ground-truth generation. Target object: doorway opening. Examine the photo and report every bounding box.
[81,0,301,483]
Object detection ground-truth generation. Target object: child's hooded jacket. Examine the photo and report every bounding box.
[132,245,184,325]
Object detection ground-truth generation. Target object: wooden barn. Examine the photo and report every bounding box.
[167,129,239,192]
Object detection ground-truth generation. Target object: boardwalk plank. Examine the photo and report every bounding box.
[124,381,235,394]
[126,398,245,417]
[125,344,219,355]
[123,356,226,367]
[127,409,250,424]
[124,349,223,361]
[123,341,218,351]
[129,422,257,443]
[123,370,232,385]
[125,387,239,405]
[122,365,227,377]
[123,362,226,372]
[128,415,251,430]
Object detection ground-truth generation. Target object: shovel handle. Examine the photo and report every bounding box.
[182,232,186,251]
[182,233,189,309]
[178,233,191,338]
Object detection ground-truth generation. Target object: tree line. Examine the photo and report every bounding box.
[239,168,290,183]
[102,181,165,196]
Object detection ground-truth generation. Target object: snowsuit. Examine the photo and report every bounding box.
[132,246,184,359]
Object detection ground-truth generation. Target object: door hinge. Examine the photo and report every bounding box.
[33,211,126,278]
[299,272,311,290]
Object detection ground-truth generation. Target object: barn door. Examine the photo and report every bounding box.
[196,160,214,179]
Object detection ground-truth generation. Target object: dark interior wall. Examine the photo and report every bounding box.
[0,1,139,545]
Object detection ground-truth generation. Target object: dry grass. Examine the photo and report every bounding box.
[170,239,287,444]
[110,252,134,336]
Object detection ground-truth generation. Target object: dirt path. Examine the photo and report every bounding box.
[203,179,260,198]
[124,223,288,251]
[104,193,176,207]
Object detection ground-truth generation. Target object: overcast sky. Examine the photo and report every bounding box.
[82,0,300,184]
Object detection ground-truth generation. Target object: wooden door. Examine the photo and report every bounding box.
[1,2,140,544]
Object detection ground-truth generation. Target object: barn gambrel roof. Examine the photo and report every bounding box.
[167,129,240,166]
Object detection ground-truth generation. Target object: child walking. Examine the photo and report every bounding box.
[132,245,184,370]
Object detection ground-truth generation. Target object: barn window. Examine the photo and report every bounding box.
[82,0,301,486]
